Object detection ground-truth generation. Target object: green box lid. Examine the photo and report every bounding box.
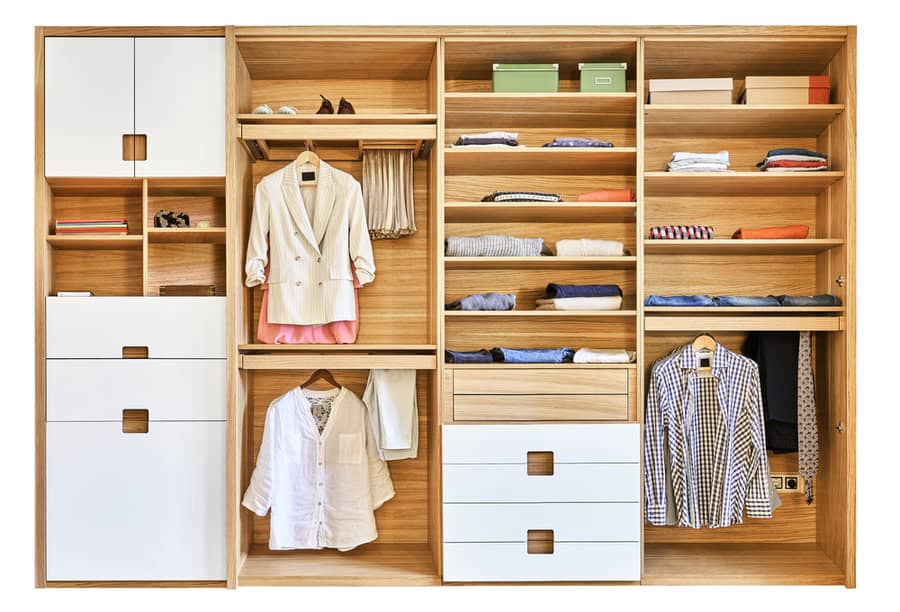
[579,62,627,71]
[493,63,559,71]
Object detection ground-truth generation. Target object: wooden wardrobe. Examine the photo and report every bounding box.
[34,25,857,588]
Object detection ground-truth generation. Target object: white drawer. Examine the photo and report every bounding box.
[46,421,226,581]
[443,463,639,503]
[443,502,640,542]
[442,423,639,464]
[443,542,640,582]
[47,359,225,421]
[46,296,226,358]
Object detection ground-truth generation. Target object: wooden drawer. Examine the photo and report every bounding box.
[453,394,628,421]
[443,463,639,503]
[443,423,639,464]
[46,421,226,580]
[443,502,640,543]
[46,296,226,359]
[443,542,640,582]
[47,359,225,422]
[453,368,627,395]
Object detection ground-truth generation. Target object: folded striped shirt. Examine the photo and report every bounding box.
[446,235,545,257]
[481,191,562,202]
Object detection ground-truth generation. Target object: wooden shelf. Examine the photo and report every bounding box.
[645,315,844,332]
[239,544,439,586]
[146,227,226,244]
[445,256,637,270]
[238,113,437,125]
[239,343,436,352]
[445,147,637,176]
[46,235,143,250]
[444,362,637,369]
[445,310,637,317]
[444,201,636,223]
[240,353,436,370]
[644,171,844,196]
[645,306,844,313]
[643,543,845,586]
[644,104,844,137]
[444,92,637,128]
[644,239,844,255]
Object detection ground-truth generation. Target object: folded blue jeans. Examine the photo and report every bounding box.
[776,294,842,307]
[545,283,622,299]
[714,295,781,307]
[645,295,715,307]
[446,292,516,311]
[445,349,494,363]
[491,347,575,364]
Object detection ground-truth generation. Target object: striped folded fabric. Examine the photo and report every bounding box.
[649,225,714,240]
[481,191,562,202]
[757,148,828,172]
[55,218,129,235]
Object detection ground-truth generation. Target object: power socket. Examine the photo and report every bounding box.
[771,473,804,494]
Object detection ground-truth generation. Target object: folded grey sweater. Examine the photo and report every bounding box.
[446,235,545,257]
[446,292,517,311]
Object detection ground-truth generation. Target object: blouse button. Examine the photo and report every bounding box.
[295,281,301,286]
[295,255,301,261]
[318,281,323,286]
[317,257,322,263]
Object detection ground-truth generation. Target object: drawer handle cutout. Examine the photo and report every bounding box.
[122,346,149,359]
[122,134,147,161]
[527,451,554,476]
[527,529,554,554]
[122,409,149,434]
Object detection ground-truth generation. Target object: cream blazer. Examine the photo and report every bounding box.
[245,161,376,325]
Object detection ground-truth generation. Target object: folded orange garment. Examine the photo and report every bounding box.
[732,225,810,239]
[577,188,636,202]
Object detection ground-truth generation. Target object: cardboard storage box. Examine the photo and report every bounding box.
[579,62,627,92]
[492,64,559,93]
[648,77,734,104]
[740,76,831,104]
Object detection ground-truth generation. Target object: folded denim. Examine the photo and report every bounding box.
[776,294,842,307]
[573,348,636,364]
[535,296,623,311]
[481,191,562,202]
[444,349,494,363]
[446,235,545,257]
[544,283,623,299]
[542,137,614,148]
[445,292,516,311]
[491,347,575,363]
[645,295,716,306]
[555,239,625,256]
[714,295,781,307]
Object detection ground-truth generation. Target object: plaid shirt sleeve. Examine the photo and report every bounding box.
[745,365,773,518]
[644,364,668,525]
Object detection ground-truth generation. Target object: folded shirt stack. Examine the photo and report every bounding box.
[757,148,828,172]
[453,131,523,147]
[649,225,715,240]
[667,151,730,172]
[576,188,636,202]
[542,137,614,148]
[537,283,623,311]
[555,239,625,256]
[446,235,545,257]
[645,294,842,307]
[573,349,636,364]
[445,292,516,311]
[445,347,633,364]
[481,191,562,202]
[56,218,128,235]
[732,225,810,239]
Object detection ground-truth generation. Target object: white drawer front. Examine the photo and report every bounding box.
[443,463,639,503]
[46,421,226,581]
[47,359,225,421]
[442,423,639,464]
[443,542,640,582]
[46,296,226,358]
[443,502,640,543]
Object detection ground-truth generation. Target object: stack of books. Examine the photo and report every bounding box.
[55,218,129,235]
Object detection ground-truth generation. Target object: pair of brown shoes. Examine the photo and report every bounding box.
[316,94,355,115]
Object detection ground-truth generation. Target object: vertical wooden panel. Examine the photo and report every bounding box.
[34,25,47,589]
[635,37,646,578]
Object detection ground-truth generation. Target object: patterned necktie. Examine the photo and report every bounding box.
[797,332,819,503]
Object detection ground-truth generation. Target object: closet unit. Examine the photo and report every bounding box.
[34,26,855,589]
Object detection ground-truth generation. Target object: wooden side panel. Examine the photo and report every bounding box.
[34,26,47,588]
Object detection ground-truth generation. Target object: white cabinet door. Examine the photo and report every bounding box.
[45,37,135,177]
[134,38,225,177]
[46,421,226,581]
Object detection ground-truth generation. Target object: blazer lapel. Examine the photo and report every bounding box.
[312,162,336,249]
[281,163,320,254]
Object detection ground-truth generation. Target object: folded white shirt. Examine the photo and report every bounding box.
[535,296,623,311]
[668,163,731,172]
[573,348,636,363]
[555,239,625,257]
[670,150,730,164]
[450,143,527,148]
[459,131,518,140]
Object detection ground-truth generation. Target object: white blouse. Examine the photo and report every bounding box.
[242,386,395,551]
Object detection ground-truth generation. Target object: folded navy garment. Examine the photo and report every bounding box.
[714,295,781,307]
[645,295,716,307]
[445,349,494,363]
[762,148,827,160]
[544,283,623,299]
[775,294,842,307]
[491,347,575,364]
[445,292,516,311]
[455,136,519,147]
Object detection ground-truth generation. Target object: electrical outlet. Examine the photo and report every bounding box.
[771,473,804,494]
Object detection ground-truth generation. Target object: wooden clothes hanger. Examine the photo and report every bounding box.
[295,142,321,185]
[691,333,717,375]
[300,368,340,390]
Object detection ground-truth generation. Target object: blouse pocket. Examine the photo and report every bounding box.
[338,432,363,464]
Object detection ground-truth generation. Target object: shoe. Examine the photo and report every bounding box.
[276,105,298,115]
[252,104,273,114]
[316,95,334,114]
[338,97,356,114]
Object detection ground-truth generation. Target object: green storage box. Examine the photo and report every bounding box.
[492,63,559,93]
[579,62,627,93]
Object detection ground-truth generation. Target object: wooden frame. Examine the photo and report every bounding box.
[35,25,857,589]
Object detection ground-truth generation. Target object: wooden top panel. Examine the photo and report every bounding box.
[237,38,437,80]
[233,26,848,37]
[644,171,844,196]
[445,93,636,129]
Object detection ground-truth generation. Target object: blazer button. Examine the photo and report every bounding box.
[295,255,301,261]
[318,281,323,286]
[317,257,322,263]
[296,281,302,286]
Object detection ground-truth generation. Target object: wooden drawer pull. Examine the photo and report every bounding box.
[527,529,554,554]
[122,346,149,359]
[527,451,554,476]
[122,409,149,433]
[122,133,147,161]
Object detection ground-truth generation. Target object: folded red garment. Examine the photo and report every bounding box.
[764,160,828,168]
[577,188,636,202]
[733,225,810,239]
